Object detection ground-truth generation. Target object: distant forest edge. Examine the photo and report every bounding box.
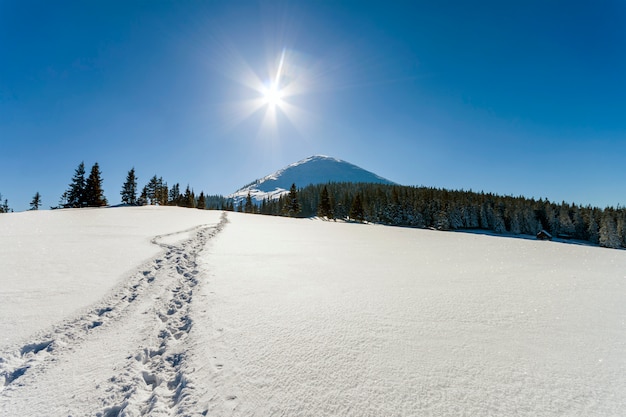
[1,163,625,249]
[230,182,626,250]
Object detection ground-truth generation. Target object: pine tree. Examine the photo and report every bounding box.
[84,163,108,207]
[349,193,364,222]
[137,186,148,206]
[120,168,138,205]
[587,211,600,244]
[317,186,333,219]
[283,183,300,217]
[67,162,86,207]
[183,185,195,208]
[599,213,620,248]
[169,183,181,206]
[29,192,42,210]
[197,192,206,209]
[244,192,253,213]
[558,204,575,236]
[148,176,168,206]
[617,213,626,248]
[0,193,9,213]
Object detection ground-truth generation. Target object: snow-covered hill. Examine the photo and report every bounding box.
[228,155,395,203]
[2,208,626,416]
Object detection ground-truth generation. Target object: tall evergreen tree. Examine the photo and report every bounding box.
[244,192,254,213]
[587,211,600,244]
[157,178,168,206]
[599,213,620,248]
[183,185,195,208]
[67,162,86,207]
[197,191,206,209]
[169,183,181,206]
[30,192,42,210]
[137,186,148,206]
[84,162,107,207]
[318,186,333,219]
[283,183,300,217]
[0,193,10,213]
[349,193,364,222]
[120,168,138,205]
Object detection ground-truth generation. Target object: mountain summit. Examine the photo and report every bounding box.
[229,155,395,203]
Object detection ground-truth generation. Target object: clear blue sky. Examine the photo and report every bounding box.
[1,0,625,212]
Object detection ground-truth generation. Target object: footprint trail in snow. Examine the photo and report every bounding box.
[0,212,228,416]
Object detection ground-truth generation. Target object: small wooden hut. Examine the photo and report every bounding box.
[536,230,552,241]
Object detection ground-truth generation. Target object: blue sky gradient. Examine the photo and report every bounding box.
[1,1,625,211]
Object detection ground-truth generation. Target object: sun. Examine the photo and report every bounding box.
[212,45,316,138]
[262,82,283,108]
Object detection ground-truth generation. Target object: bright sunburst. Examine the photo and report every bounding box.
[211,44,315,139]
[261,49,286,109]
[262,82,283,108]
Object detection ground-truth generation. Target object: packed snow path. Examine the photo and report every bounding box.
[0,212,228,416]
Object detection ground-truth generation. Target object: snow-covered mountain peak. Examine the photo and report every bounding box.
[229,155,395,203]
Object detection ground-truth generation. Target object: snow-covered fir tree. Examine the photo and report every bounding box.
[599,213,621,248]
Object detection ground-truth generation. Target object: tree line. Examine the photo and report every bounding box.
[240,182,626,249]
[4,162,626,249]
[54,163,212,210]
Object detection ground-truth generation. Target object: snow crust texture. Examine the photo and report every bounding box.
[2,208,626,416]
[202,214,626,417]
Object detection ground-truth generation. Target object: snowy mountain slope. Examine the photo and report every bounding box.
[228,155,395,203]
[1,208,626,416]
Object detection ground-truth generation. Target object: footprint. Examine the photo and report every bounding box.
[21,340,54,356]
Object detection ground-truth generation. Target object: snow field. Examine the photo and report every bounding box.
[1,207,224,415]
[1,208,625,416]
[200,212,626,416]
[0,206,223,346]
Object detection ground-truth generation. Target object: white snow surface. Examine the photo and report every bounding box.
[1,208,626,416]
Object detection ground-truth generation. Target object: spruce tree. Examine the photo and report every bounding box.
[183,185,195,208]
[29,192,42,210]
[137,186,148,206]
[318,186,333,219]
[349,193,364,222]
[599,213,620,248]
[85,162,107,207]
[120,168,138,205]
[169,183,181,206]
[283,183,300,217]
[244,192,254,213]
[67,162,86,207]
[197,191,206,209]
[0,193,9,213]
[587,211,600,243]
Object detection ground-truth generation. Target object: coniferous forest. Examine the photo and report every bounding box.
[248,182,626,249]
[3,162,625,249]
